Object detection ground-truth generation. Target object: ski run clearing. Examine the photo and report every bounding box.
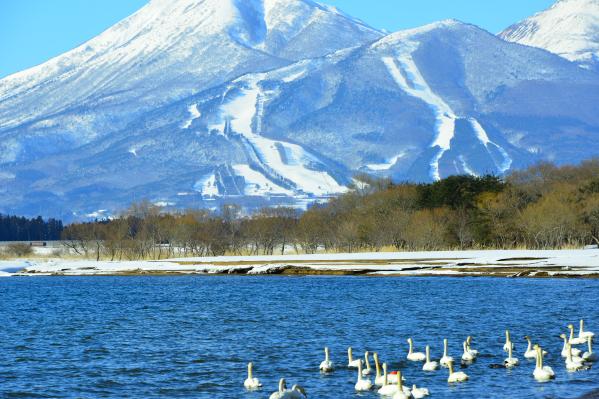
[3,249,599,278]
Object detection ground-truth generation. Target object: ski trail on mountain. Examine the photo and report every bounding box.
[468,119,513,173]
[382,54,455,180]
[210,76,346,197]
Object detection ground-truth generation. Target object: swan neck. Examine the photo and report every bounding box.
[325,347,329,362]
[383,363,388,384]
[279,379,286,392]
[348,347,353,362]
[448,362,454,374]
[408,339,413,354]
[397,371,403,390]
[357,361,362,380]
[443,339,448,356]
[248,363,253,379]
[526,338,532,352]
[364,352,370,368]
[374,354,381,377]
[581,319,585,334]
[426,345,430,362]
[538,348,544,368]
[589,337,593,353]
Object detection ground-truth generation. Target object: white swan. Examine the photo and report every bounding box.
[504,343,519,368]
[447,360,468,383]
[565,343,585,372]
[319,347,334,373]
[355,360,373,391]
[524,336,546,359]
[503,330,514,352]
[440,338,454,368]
[533,345,555,382]
[377,363,398,396]
[362,351,373,376]
[561,333,582,357]
[407,338,426,362]
[347,347,361,368]
[269,379,307,399]
[392,371,411,399]
[461,341,475,362]
[373,353,385,386]
[583,336,597,362]
[579,319,595,339]
[422,345,439,371]
[568,324,587,345]
[466,336,478,357]
[411,384,430,399]
[244,362,262,390]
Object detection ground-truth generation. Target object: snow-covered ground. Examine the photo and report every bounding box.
[3,249,599,278]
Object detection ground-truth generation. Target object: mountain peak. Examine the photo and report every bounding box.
[500,0,599,70]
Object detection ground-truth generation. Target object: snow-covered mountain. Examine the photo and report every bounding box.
[0,0,380,160]
[2,0,599,219]
[500,0,599,71]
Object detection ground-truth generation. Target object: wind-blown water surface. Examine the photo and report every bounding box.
[0,276,597,398]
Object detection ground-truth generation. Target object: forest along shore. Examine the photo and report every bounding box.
[4,249,599,278]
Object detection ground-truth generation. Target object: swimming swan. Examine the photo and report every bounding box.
[407,338,426,362]
[565,343,585,372]
[579,319,595,340]
[377,363,398,396]
[244,362,262,390]
[269,379,307,399]
[411,385,430,399]
[466,336,478,357]
[423,345,439,371]
[348,347,361,368]
[392,371,411,399]
[561,334,582,357]
[355,360,373,391]
[447,360,468,383]
[568,324,587,345]
[524,336,546,359]
[504,343,519,368]
[583,336,597,362]
[319,347,334,373]
[503,330,514,352]
[462,341,475,362]
[533,346,555,382]
[440,339,454,368]
[362,351,373,376]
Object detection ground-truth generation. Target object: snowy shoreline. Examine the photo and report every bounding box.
[1,249,599,278]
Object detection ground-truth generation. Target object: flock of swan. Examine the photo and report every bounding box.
[244,319,596,398]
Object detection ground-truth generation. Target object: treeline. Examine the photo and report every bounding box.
[60,160,599,260]
[0,214,63,242]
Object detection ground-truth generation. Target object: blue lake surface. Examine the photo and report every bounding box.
[0,276,598,398]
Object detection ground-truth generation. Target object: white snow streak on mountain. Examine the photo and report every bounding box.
[182,104,202,129]
[382,51,456,181]
[468,119,513,173]
[209,76,346,196]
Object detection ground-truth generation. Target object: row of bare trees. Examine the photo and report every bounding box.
[61,160,599,260]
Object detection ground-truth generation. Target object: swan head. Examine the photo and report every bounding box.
[278,378,286,392]
[373,352,379,361]
[568,324,574,330]
[466,336,473,344]
[560,333,567,339]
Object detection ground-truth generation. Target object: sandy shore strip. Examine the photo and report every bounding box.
[1,249,599,278]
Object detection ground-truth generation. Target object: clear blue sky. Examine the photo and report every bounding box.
[0,0,554,79]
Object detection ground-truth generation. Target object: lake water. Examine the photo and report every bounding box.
[0,276,598,398]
